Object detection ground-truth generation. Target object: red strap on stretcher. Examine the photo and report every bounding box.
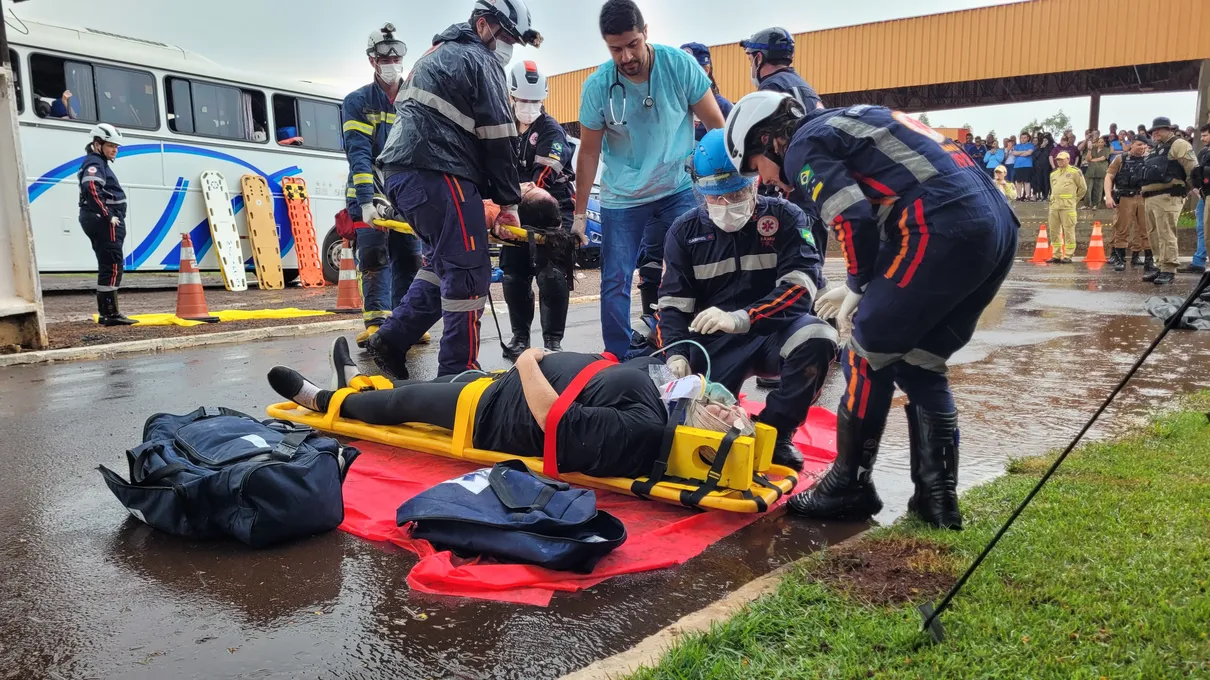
[542,352,618,479]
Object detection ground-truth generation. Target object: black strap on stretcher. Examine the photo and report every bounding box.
[678,428,741,509]
[630,398,690,500]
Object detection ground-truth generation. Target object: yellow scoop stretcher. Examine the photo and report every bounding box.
[267,376,798,513]
[373,219,543,245]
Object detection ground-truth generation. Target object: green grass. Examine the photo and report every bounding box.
[1178,212,1197,229]
[630,394,1210,679]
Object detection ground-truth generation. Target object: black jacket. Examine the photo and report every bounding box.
[77,146,126,219]
[378,23,522,206]
[515,111,575,214]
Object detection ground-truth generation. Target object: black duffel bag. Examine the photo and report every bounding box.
[397,460,626,573]
[98,407,358,547]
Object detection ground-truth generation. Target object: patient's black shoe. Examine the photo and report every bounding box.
[329,336,360,390]
[269,366,331,412]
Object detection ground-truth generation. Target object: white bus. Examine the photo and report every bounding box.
[7,18,350,282]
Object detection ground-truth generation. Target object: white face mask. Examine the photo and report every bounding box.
[514,101,542,125]
[494,40,514,67]
[749,56,762,88]
[707,199,755,232]
[376,63,404,83]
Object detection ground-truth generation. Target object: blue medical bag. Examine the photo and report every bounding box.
[98,407,358,547]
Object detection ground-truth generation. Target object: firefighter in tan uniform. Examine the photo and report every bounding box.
[1104,136,1153,273]
[1139,117,1199,285]
[1048,150,1086,263]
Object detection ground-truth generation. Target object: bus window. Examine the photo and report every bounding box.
[8,50,22,113]
[272,94,342,152]
[166,76,268,143]
[29,53,157,130]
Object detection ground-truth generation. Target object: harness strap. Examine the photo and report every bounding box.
[542,353,618,479]
[630,398,691,499]
[678,428,741,508]
[272,430,313,458]
[488,459,569,511]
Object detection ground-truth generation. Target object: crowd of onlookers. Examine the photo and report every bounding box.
[962,122,1204,209]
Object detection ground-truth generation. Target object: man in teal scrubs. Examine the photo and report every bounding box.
[571,0,726,358]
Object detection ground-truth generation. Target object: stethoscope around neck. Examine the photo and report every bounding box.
[607,46,656,126]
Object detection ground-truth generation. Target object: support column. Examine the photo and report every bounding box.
[1088,92,1101,133]
[1196,59,1209,152]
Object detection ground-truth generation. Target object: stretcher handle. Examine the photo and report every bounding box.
[372,219,414,235]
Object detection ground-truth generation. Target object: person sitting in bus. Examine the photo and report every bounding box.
[276,126,303,146]
[48,89,76,119]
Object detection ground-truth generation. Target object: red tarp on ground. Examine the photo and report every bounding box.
[337,402,837,606]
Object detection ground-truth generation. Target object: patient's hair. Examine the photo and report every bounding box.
[519,186,562,229]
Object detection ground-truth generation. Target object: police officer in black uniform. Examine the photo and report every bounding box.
[500,60,576,359]
[78,123,135,326]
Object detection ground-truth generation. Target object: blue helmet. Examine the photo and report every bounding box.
[690,129,755,196]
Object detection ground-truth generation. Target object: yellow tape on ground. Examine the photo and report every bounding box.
[91,308,333,327]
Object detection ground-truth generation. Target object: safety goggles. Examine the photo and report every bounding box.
[371,40,407,58]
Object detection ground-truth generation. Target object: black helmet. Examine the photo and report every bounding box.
[740,27,795,62]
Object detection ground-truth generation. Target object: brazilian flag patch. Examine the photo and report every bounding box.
[798,165,814,188]
[800,228,816,247]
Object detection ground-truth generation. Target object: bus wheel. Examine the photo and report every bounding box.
[321,228,345,285]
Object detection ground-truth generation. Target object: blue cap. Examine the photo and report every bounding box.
[691,129,755,196]
[680,42,712,67]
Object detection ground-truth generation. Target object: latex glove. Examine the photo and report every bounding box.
[359,203,381,228]
[109,216,120,227]
[690,307,750,335]
[666,355,692,379]
[495,204,521,228]
[838,290,864,335]
[571,213,588,247]
[814,286,847,319]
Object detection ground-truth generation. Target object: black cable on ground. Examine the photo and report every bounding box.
[919,269,1210,642]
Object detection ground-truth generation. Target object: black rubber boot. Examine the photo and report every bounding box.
[1142,250,1160,281]
[363,330,409,380]
[786,405,884,520]
[769,429,804,471]
[502,330,529,363]
[1112,248,1127,272]
[905,404,963,530]
[755,377,781,389]
[639,286,659,318]
[537,268,568,353]
[97,291,136,326]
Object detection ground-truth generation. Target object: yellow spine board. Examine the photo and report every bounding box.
[280,177,325,288]
[266,379,796,513]
[239,175,284,290]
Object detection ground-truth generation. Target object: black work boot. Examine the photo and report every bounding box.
[639,286,659,319]
[538,285,568,353]
[1142,250,1160,281]
[502,330,529,363]
[1152,271,1175,286]
[97,291,136,326]
[1130,251,1143,267]
[769,428,804,472]
[363,330,409,380]
[786,405,884,520]
[1112,248,1127,272]
[905,404,963,530]
[755,377,782,389]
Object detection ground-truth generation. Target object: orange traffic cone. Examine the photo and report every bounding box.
[1084,220,1107,267]
[1031,224,1052,264]
[176,234,218,322]
[332,239,362,314]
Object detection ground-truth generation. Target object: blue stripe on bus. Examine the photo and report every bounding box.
[28,143,305,269]
[130,177,188,269]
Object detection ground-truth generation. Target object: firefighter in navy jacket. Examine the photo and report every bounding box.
[368,0,542,379]
[342,23,421,346]
[657,129,837,472]
[78,123,135,326]
[725,93,1019,529]
[500,60,576,360]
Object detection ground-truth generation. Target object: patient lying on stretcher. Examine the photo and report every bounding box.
[268,343,755,479]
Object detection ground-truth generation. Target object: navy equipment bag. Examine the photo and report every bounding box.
[397,460,626,573]
[98,407,359,547]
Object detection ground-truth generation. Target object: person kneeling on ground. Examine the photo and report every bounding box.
[269,339,755,479]
[656,129,838,473]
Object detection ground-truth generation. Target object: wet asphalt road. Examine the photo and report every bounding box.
[3,261,1210,680]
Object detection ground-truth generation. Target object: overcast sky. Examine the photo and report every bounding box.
[6,0,1197,134]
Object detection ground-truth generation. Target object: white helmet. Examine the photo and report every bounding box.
[473,0,541,46]
[508,60,547,100]
[724,91,802,175]
[366,23,407,58]
[88,123,124,146]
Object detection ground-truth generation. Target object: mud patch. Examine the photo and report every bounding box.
[40,316,350,351]
[809,537,956,605]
